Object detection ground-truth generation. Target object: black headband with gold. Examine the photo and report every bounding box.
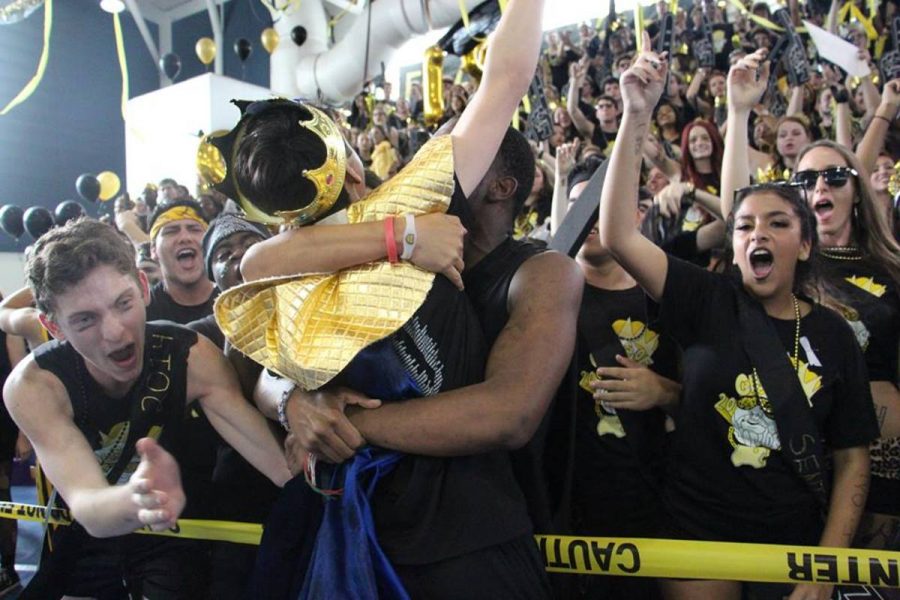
[196,99,348,226]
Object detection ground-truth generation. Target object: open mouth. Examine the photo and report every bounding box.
[176,247,197,265]
[108,344,136,366]
[748,248,774,280]
[813,198,834,219]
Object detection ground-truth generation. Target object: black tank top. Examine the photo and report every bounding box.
[370,189,533,565]
[33,322,196,485]
[463,237,546,346]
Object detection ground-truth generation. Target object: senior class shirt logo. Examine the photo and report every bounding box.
[715,356,822,469]
[580,318,660,439]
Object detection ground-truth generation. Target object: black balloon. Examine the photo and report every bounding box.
[234,38,252,62]
[76,173,100,202]
[160,52,182,80]
[54,200,85,226]
[0,206,24,239]
[290,26,307,47]
[23,206,54,240]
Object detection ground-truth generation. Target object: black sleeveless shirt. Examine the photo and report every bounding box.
[33,322,196,485]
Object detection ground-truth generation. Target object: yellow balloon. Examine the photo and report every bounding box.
[196,37,216,66]
[423,45,445,127]
[261,28,280,54]
[97,171,121,202]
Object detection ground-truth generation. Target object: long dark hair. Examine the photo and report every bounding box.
[725,183,820,298]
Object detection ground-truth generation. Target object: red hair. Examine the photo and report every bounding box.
[680,119,723,190]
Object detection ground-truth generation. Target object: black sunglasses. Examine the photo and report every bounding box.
[791,166,858,190]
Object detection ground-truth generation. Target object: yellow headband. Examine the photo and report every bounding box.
[149,206,207,240]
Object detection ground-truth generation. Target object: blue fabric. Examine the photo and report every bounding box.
[299,338,421,600]
[300,448,409,600]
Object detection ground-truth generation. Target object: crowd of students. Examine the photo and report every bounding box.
[0,0,896,598]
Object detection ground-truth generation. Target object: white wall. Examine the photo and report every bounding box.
[0,252,26,297]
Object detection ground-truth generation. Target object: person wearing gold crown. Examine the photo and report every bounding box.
[204,0,569,597]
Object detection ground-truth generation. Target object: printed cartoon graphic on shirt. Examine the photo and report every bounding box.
[715,356,822,469]
[681,205,704,232]
[96,424,164,485]
[580,318,661,439]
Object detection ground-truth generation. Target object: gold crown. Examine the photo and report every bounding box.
[200,100,348,226]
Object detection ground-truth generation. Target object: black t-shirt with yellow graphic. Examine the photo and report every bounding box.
[660,256,877,544]
[572,284,678,537]
[819,253,900,512]
[818,254,900,383]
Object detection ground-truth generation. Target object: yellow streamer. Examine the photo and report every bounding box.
[498,0,506,12]
[838,1,877,40]
[635,3,645,51]
[113,12,129,121]
[1,0,52,116]
[458,0,470,31]
[724,0,784,32]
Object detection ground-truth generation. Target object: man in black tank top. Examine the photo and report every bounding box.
[269,115,582,600]
[242,1,578,597]
[4,219,291,598]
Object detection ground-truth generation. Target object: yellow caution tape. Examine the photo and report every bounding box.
[536,535,900,588]
[2,500,898,587]
[0,501,263,546]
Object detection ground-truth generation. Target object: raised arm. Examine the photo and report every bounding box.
[857,79,900,176]
[566,61,596,140]
[834,87,853,149]
[189,336,291,487]
[452,0,546,197]
[786,85,804,116]
[551,139,579,233]
[598,32,669,302]
[721,49,769,220]
[4,360,183,537]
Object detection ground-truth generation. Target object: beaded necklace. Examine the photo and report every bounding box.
[751,294,809,408]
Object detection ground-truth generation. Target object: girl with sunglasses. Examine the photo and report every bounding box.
[601,40,878,600]
[793,140,900,554]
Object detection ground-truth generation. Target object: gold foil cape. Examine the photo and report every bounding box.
[215,135,456,390]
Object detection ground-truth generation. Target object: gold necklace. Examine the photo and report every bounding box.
[752,294,809,408]
[820,246,863,261]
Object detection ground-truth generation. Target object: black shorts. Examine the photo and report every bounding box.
[392,534,553,600]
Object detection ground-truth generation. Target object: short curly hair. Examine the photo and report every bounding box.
[27,217,137,318]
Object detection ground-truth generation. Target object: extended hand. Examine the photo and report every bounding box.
[620,32,668,117]
[129,438,185,532]
[285,387,381,464]
[727,48,768,111]
[410,214,467,291]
